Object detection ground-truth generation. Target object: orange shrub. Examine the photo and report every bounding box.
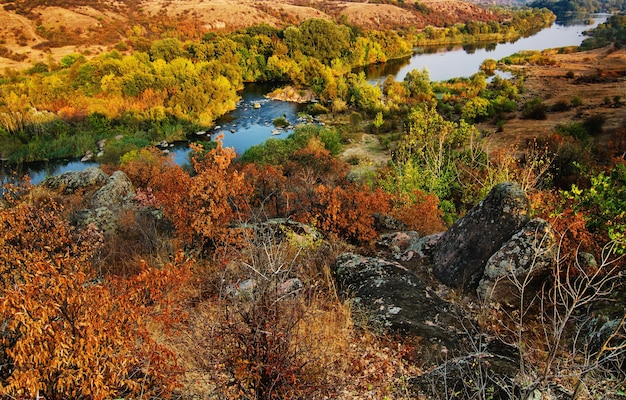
[391,190,447,235]
[0,197,190,399]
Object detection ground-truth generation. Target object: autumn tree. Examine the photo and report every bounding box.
[120,139,252,249]
[0,191,188,399]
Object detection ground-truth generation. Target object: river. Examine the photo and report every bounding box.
[0,14,609,186]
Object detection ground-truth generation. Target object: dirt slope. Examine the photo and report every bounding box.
[480,46,626,153]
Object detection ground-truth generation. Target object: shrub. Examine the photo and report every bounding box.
[272,116,289,128]
[0,198,188,399]
[571,95,583,107]
[522,97,547,120]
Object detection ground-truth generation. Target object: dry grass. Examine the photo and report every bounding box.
[480,46,626,154]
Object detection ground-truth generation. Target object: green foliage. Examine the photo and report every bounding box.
[372,111,384,131]
[292,19,352,64]
[565,163,626,253]
[530,0,593,15]
[414,8,555,47]
[480,59,497,74]
[272,116,289,128]
[239,125,342,164]
[381,105,480,219]
[522,97,548,120]
[580,14,626,50]
[149,38,186,62]
[346,73,382,112]
[461,97,493,122]
[404,68,434,100]
[319,128,342,156]
[556,121,590,143]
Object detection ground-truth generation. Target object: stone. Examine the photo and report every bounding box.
[334,252,470,347]
[477,218,557,304]
[278,278,302,296]
[408,338,520,399]
[89,171,135,210]
[377,231,420,258]
[432,182,530,292]
[72,207,118,235]
[43,167,109,193]
[373,212,408,232]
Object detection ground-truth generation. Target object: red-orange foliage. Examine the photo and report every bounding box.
[283,143,349,186]
[391,190,447,235]
[241,163,289,217]
[530,189,599,263]
[187,141,252,247]
[241,143,398,244]
[0,196,190,399]
[309,184,392,244]
[118,139,252,249]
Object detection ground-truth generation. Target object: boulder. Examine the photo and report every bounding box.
[334,252,470,348]
[72,207,118,234]
[377,231,421,258]
[377,231,443,265]
[43,167,109,193]
[373,212,408,232]
[432,182,530,291]
[477,218,557,304]
[89,171,135,210]
[409,338,520,399]
[49,169,136,234]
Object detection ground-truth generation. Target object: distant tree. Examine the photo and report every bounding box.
[294,19,352,64]
[149,38,186,62]
[404,68,434,101]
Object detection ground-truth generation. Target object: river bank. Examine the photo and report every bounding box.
[479,45,626,154]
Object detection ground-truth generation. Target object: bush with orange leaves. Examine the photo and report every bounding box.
[117,138,252,250]
[0,189,191,399]
[310,183,392,244]
[240,141,447,245]
[390,190,447,236]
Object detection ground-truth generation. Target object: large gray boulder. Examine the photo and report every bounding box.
[44,168,136,234]
[409,338,520,399]
[334,252,470,348]
[43,167,109,193]
[432,182,530,291]
[89,171,135,210]
[477,218,557,304]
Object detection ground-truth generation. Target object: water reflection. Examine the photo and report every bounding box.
[365,14,608,83]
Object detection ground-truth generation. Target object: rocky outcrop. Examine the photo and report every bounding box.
[45,168,136,234]
[477,218,557,304]
[266,86,317,103]
[43,167,109,193]
[89,171,134,210]
[377,231,444,266]
[432,182,530,292]
[334,252,471,348]
[409,338,520,399]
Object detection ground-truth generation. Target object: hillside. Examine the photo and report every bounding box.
[0,0,500,70]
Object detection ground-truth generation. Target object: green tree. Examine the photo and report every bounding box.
[461,97,492,122]
[372,111,384,132]
[295,19,352,64]
[150,38,187,62]
[404,68,434,101]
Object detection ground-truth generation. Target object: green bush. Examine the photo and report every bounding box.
[272,116,290,128]
[522,97,547,120]
[566,163,626,254]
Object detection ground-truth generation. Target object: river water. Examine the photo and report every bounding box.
[0,14,609,185]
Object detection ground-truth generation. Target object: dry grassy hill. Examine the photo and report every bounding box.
[0,0,499,70]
